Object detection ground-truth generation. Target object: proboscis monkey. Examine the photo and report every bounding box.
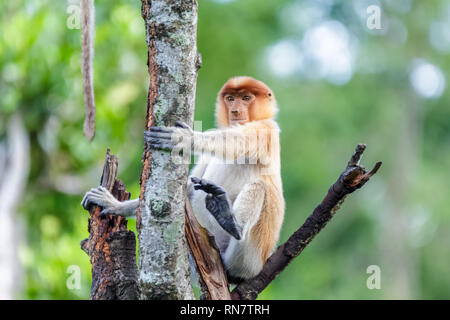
[82,76,285,281]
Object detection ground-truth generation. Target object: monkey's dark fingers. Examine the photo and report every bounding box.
[205,195,242,240]
[82,193,105,208]
[192,178,226,196]
[81,189,99,209]
[99,207,118,216]
[148,135,175,144]
[175,121,190,129]
[81,193,90,209]
[147,131,173,138]
[81,192,101,210]
[149,126,174,134]
[82,187,109,207]
[81,196,90,209]
[145,130,173,153]
[88,186,108,196]
[191,177,202,184]
[149,141,176,151]
[217,216,242,241]
[198,178,226,194]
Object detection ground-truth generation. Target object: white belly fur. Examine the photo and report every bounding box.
[189,156,260,253]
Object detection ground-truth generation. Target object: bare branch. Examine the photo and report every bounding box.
[231,144,382,300]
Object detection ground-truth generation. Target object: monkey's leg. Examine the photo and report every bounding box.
[81,186,138,218]
[230,180,266,237]
[191,177,242,240]
[222,180,266,279]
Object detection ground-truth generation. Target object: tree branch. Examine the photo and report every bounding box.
[185,198,231,300]
[81,149,138,300]
[231,143,382,300]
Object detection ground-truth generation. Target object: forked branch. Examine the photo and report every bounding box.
[231,143,382,300]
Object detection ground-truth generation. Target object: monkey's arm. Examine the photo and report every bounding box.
[81,186,138,218]
[147,121,275,163]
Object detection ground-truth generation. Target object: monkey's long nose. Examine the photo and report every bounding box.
[231,110,240,117]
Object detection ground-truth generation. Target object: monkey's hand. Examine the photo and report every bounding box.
[81,186,122,215]
[191,177,242,240]
[145,121,193,151]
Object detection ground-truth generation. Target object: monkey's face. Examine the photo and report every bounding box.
[216,77,277,128]
[223,92,255,125]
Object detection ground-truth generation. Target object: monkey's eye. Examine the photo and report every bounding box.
[226,96,234,102]
[242,95,251,101]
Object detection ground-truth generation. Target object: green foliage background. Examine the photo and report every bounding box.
[0,0,449,299]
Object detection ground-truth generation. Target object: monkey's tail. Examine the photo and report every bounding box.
[81,0,96,141]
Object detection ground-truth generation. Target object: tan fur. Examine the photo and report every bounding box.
[250,128,284,263]
[251,175,285,262]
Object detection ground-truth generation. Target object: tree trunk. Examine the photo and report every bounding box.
[137,0,199,300]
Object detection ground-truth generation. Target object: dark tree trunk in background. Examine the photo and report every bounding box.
[137,0,200,300]
[81,149,138,300]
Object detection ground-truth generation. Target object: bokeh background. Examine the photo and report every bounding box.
[0,0,449,299]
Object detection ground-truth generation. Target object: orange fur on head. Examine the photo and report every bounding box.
[215,76,278,128]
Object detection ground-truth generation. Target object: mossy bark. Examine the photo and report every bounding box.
[137,0,199,300]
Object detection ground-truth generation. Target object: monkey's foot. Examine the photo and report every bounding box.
[191,177,242,240]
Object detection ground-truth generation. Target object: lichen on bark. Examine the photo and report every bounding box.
[138,0,199,300]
